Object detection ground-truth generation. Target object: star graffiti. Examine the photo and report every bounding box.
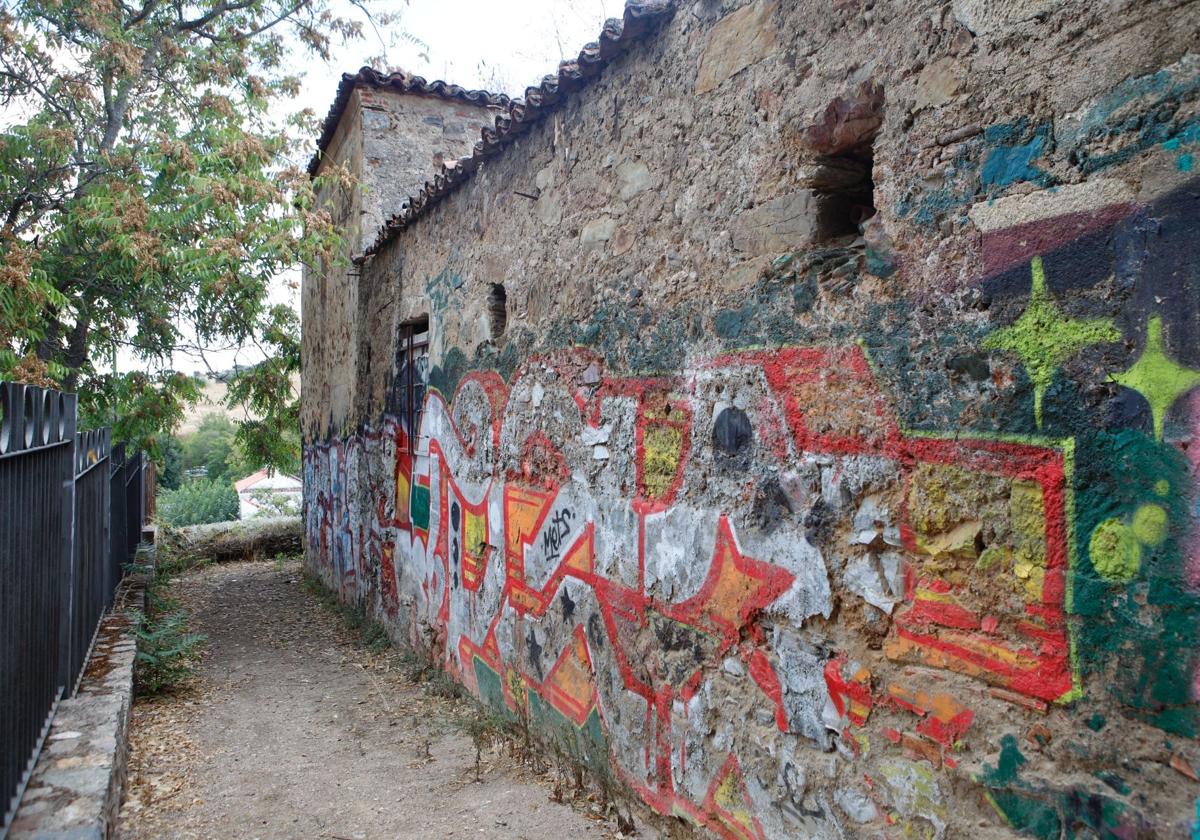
[1111,315,1200,440]
[984,256,1121,428]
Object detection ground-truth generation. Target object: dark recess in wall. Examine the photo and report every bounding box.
[813,138,878,241]
[488,283,508,340]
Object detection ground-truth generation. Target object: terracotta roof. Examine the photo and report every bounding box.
[234,469,301,492]
[307,68,512,176]
[357,0,675,261]
[234,468,270,492]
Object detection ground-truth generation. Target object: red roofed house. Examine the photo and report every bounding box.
[235,469,302,520]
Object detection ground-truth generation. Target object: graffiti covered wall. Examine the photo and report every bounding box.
[301,1,1200,836]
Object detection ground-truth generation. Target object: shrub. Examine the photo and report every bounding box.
[180,413,239,481]
[133,610,206,695]
[158,478,239,526]
[132,541,208,695]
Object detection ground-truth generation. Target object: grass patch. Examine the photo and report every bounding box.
[361,621,391,653]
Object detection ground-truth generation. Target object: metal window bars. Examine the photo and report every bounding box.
[398,318,429,454]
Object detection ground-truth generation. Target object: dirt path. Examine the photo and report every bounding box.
[118,560,625,839]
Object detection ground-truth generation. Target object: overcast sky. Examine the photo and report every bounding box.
[365,0,614,95]
[153,0,611,377]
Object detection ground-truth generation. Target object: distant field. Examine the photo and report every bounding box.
[176,374,300,435]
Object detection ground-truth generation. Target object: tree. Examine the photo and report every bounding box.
[0,0,397,465]
[154,432,183,489]
[247,487,301,517]
[180,412,238,481]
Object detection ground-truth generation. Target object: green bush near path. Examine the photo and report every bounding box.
[127,542,208,697]
[132,611,206,696]
[158,478,239,526]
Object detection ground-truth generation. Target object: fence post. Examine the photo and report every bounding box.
[144,459,156,525]
[109,444,126,607]
[55,394,78,696]
[100,429,113,613]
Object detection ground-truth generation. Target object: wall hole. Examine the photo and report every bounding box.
[812,137,877,241]
[487,283,508,341]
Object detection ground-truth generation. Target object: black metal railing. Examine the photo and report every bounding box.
[1,382,148,837]
[66,428,113,693]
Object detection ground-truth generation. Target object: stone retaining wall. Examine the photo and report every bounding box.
[10,567,146,839]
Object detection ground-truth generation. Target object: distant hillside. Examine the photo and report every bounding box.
[175,373,301,436]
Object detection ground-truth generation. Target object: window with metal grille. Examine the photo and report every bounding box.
[397,316,429,454]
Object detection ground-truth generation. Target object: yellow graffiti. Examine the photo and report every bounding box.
[1110,315,1200,440]
[641,419,684,501]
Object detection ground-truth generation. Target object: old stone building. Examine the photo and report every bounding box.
[301,1,1200,837]
[303,69,507,436]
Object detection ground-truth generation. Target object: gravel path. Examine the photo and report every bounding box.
[118,559,622,839]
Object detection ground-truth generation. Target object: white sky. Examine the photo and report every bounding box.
[142,0,612,377]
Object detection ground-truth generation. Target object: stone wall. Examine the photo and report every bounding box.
[302,91,360,441]
[357,90,501,256]
[11,571,146,839]
[302,85,498,439]
[301,1,1200,837]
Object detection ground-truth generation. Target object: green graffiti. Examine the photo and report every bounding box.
[527,693,610,776]
[980,734,1142,839]
[983,257,1120,428]
[980,123,1052,189]
[472,657,611,779]
[410,482,430,532]
[980,736,1059,840]
[473,656,511,717]
[986,790,1061,840]
[425,266,464,315]
[1162,123,1199,172]
[1110,316,1200,440]
[1131,503,1169,546]
[1055,54,1200,173]
[989,734,1027,786]
[1073,430,1199,737]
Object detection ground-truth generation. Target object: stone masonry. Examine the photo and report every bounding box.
[303,71,503,439]
[301,2,1200,837]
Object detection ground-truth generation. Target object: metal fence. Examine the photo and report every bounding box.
[0,382,148,837]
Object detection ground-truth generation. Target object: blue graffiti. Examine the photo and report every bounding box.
[980,122,1053,189]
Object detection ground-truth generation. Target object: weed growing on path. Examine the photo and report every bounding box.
[127,542,207,696]
[131,613,206,695]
